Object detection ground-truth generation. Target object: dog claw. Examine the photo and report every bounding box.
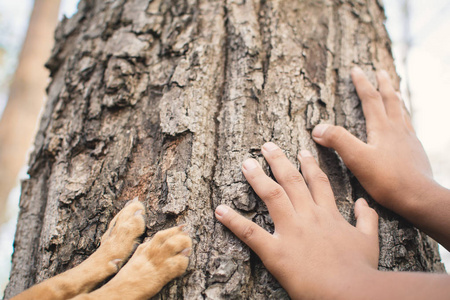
[178,224,190,235]
[178,224,187,231]
[110,259,123,272]
[125,197,140,207]
[181,248,192,257]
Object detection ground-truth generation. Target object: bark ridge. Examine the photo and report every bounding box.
[6,0,444,299]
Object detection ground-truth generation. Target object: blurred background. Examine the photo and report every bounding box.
[0,0,449,295]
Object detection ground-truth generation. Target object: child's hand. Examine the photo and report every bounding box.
[312,67,433,214]
[312,67,450,249]
[215,143,379,299]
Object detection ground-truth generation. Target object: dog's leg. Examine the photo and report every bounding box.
[70,225,192,300]
[11,199,146,300]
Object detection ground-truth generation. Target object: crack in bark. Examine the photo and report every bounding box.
[201,1,230,296]
[258,0,271,91]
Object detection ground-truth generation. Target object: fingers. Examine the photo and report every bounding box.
[351,67,388,130]
[297,150,336,209]
[312,124,369,171]
[354,67,412,131]
[354,198,378,240]
[215,205,273,259]
[241,158,295,225]
[397,92,415,133]
[261,142,313,211]
[376,70,403,120]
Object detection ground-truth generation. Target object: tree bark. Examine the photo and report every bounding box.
[5,0,445,299]
[0,0,61,224]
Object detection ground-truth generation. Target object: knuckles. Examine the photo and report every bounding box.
[226,213,257,242]
[241,223,256,242]
[310,171,330,185]
[362,88,382,101]
[282,172,305,185]
[263,185,286,202]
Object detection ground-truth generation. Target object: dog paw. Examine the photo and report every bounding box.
[100,226,192,297]
[98,198,146,269]
[135,225,192,280]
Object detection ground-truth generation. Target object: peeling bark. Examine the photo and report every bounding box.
[5,0,444,299]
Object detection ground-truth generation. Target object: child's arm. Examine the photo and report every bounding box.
[215,145,450,299]
[312,67,450,250]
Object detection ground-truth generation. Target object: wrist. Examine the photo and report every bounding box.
[287,265,378,300]
[397,176,439,220]
[404,180,450,249]
[331,267,379,300]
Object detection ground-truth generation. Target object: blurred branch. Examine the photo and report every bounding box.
[401,0,413,119]
[0,0,61,224]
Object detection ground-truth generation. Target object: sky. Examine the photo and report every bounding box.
[0,0,449,294]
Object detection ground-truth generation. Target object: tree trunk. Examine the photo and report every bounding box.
[5,0,445,299]
[0,0,61,224]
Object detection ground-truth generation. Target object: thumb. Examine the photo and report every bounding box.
[312,124,368,170]
[354,198,378,239]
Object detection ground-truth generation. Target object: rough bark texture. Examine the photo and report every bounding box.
[6,0,445,299]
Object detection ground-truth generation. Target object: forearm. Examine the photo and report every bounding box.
[362,270,450,300]
[404,180,450,250]
[287,267,450,300]
[320,269,450,300]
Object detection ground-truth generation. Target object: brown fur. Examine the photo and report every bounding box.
[11,199,192,300]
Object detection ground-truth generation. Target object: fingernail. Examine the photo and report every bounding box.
[215,205,228,217]
[357,198,368,207]
[181,248,192,257]
[262,142,278,152]
[312,124,330,138]
[300,150,312,157]
[352,66,363,75]
[242,158,258,171]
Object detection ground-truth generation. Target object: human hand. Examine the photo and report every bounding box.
[312,67,435,217]
[215,143,379,299]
